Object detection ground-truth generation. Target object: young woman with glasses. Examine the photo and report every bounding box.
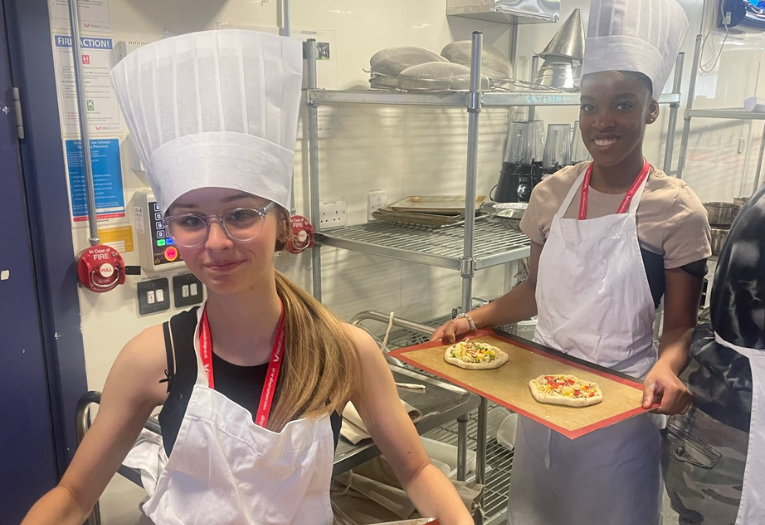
[22,31,473,525]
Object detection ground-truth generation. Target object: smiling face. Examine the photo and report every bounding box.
[579,71,659,169]
[167,188,286,295]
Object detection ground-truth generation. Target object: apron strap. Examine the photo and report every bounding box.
[554,167,588,219]
[716,332,765,525]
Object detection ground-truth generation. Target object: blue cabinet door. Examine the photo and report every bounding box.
[0,3,60,521]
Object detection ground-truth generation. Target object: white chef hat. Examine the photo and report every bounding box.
[582,0,689,98]
[110,30,303,213]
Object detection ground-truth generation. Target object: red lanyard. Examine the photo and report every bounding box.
[578,159,650,220]
[198,304,286,427]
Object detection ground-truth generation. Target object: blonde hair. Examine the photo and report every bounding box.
[267,271,359,432]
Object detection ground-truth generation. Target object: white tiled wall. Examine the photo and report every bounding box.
[56,0,765,521]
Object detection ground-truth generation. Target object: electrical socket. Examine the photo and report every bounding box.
[367,190,388,220]
[319,199,347,229]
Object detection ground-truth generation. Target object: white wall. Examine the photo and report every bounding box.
[54,0,764,522]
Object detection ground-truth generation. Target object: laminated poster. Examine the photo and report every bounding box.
[49,0,112,32]
[66,138,126,223]
[53,35,122,135]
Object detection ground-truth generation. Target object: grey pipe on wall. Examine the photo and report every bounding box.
[67,0,100,246]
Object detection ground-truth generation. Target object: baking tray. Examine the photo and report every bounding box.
[389,195,486,214]
[388,329,654,440]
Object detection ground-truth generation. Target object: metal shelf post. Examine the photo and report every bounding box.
[462,31,482,318]
[663,53,684,174]
[463,33,488,524]
[305,39,322,301]
[677,35,703,179]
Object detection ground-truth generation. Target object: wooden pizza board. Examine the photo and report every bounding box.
[388,330,654,439]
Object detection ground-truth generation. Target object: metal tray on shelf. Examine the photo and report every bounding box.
[389,195,486,214]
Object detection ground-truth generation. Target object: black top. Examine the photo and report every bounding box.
[158,308,342,457]
[640,249,707,309]
[688,323,752,432]
[712,183,765,350]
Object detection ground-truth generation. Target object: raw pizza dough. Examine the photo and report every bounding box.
[529,374,603,407]
[444,340,508,370]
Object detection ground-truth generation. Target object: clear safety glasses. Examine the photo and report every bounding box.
[163,202,275,248]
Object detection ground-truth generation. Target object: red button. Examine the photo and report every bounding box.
[164,247,178,261]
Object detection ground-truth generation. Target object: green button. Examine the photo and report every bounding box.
[157,239,166,246]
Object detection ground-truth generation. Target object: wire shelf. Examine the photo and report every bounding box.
[686,108,765,121]
[307,89,681,108]
[319,217,530,270]
[423,403,515,525]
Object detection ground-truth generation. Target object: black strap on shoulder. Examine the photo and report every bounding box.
[159,321,175,392]
[170,307,199,359]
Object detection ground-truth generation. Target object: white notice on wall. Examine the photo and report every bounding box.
[52,35,122,135]
[49,0,112,33]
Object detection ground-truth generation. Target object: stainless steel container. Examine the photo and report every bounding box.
[495,203,527,229]
[711,228,729,256]
[703,202,741,227]
[446,0,560,24]
[534,57,577,90]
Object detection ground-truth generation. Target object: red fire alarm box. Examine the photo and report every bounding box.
[77,244,126,293]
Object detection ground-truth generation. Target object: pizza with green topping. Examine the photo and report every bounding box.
[444,340,508,370]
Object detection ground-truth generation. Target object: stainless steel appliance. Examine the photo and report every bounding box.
[571,120,592,163]
[542,123,571,174]
[495,120,545,202]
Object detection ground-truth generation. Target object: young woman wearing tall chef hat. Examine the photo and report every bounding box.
[22,31,473,525]
[434,0,711,523]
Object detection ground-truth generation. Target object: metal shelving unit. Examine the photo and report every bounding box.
[320,217,530,271]
[677,28,765,192]
[307,89,681,107]
[303,33,684,524]
[687,109,765,120]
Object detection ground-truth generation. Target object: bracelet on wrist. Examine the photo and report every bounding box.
[457,312,477,332]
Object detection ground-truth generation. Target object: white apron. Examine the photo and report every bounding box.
[124,307,335,525]
[507,166,664,525]
[715,333,765,525]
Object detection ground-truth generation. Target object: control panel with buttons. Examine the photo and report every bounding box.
[134,190,186,272]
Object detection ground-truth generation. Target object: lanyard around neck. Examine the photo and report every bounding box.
[578,159,650,220]
[198,304,286,428]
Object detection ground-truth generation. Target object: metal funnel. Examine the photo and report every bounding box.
[538,8,585,61]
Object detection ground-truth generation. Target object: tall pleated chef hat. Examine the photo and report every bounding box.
[110,30,303,213]
[582,0,689,98]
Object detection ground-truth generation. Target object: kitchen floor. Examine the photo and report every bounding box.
[664,492,681,523]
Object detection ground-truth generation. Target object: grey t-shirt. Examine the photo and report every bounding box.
[520,162,712,269]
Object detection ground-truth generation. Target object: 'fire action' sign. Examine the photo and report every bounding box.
[52,34,122,134]
[54,35,113,50]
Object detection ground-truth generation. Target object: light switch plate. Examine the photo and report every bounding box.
[173,273,204,308]
[137,278,170,316]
